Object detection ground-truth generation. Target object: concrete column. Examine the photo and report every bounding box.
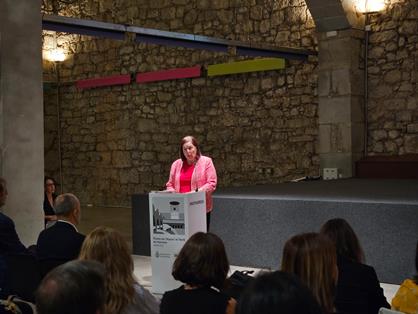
[0,0,44,245]
[318,29,365,178]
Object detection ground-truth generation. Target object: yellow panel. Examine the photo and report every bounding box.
[207,58,285,76]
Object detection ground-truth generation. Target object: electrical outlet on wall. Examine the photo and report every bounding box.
[323,168,338,180]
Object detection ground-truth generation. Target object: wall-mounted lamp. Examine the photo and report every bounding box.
[42,32,68,62]
[356,0,386,14]
[44,47,66,62]
[42,32,66,192]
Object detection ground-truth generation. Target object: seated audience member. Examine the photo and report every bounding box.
[79,226,159,314]
[36,193,85,261]
[282,232,337,314]
[391,240,418,314]
[43,176,57,228]
[36,260,105,314]
[0,177,28,255]
[160,232,236,314]
[320,218,390,314]
[236,271,323,314]
[0,177,29,295]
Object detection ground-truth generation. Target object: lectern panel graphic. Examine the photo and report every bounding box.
[149,191,206,294]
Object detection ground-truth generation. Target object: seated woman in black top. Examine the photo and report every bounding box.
[320,218,390,314]
[43,176,57,227]
[160,232,236,314]
[237,271,323,314]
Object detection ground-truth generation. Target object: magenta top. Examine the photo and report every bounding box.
[179,163,195,193]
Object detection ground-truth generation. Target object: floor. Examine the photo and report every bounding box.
[78,205,133,251]
[78,205,399,303]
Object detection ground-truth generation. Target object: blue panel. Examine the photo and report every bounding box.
[237,46,308,61]
[135,34,228,52]
[43,21,125,40]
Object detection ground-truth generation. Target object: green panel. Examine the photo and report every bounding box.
[207,58,285,76]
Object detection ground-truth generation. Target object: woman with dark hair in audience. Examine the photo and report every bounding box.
[79,226,159,314]
[43,176,57,227]
[320,218,390,314]
[281,232,338,314]
[237,271,324,314]
[391,240,418,314]
[160,232,236,314]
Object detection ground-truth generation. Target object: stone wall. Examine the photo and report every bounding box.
[43,78,61,188]
[367,0,418,155]
[43,0,319,206]
[42,0,418,206]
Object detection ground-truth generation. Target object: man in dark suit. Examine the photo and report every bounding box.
[36,193,85,261]
[0,177,28,255]
[0,177,29,296]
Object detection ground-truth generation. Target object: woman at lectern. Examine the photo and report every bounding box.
[166,135,217,230]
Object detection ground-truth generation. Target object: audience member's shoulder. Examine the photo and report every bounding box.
[55,221,80,232]
[133,282,148,295]
[339,255,372,270]
[400,278,418,289]
[37,222,58,236]
[354,260,378,278]
[339,255,379,281]
[0,212,13,224]
[161,286,183,307]
[163,286,184,297]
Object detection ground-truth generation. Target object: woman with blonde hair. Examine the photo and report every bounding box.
[281,232,338,314]
[79,226,159,314]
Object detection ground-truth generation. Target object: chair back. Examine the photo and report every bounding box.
[3,254,41,302]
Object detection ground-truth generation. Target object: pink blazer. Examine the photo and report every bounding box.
[166,155,217,212]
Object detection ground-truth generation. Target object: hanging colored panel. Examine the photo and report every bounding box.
[136,66,201,84]
[76,74,131,89]
[207,58,285,76]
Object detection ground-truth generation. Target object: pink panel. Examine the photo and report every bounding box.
[76,74,131,89]
[136,66,201,84]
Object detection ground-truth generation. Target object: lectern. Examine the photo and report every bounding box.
[148,191,206,294]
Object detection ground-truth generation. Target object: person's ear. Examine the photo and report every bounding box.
[72,206,80,223]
